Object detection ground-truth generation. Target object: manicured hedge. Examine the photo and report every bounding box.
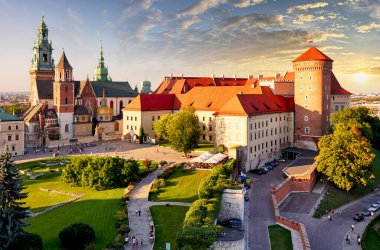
[176,159,235,249]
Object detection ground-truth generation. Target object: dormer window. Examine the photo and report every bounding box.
[43,54,47,62]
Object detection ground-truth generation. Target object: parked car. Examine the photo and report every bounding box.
[267,161,279,167]
[353,213,364,222]
[362,209,371,216]
[264,164,273,170]
[376,200,380,205]
[368,207,377,213]
[218,218,243,231]
[277,158,286,163]
[371,203,380,211]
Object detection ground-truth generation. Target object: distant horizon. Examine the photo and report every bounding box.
[0,0,379,93]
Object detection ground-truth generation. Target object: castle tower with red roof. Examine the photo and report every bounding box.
[293,47,333,150]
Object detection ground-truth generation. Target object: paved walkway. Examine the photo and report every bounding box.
[125,164,191,250]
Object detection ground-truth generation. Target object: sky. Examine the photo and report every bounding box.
[0,0,379,94]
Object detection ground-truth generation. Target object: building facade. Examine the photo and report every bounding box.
[0,109,25,156]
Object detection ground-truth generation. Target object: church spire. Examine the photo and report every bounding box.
[93,42,111,82]
[31,16,54,71]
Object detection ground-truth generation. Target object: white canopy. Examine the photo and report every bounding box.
[204,153,227,164]
[190,152,215,163]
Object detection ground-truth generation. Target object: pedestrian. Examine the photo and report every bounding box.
[332,208,335,215]
[141,239,143,246]
[352,224,355,231]
[371,211,374,216]
[358,236,361,245]
[328,215,331,221]
[348,235,351,244]
[132,237,136,247]
[125,236,129,245]
[138,208,141,216]
[136,209,138,216]
[346,235,349,243]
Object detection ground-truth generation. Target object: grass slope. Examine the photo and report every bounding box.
[150,205,189,250]
[150,169,211,203]
[363,216,380,250]
[268,225,293,250]
[314,148,380,218]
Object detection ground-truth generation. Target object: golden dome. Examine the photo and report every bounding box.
[97,105,112,115]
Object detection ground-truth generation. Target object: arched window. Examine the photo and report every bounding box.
[120,100,123,109]
[65,124,69,133]
[110,100,114,110]
[65,97,68,104]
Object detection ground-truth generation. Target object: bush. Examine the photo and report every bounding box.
[117,224,130,235]
[142,159,152,168]
[139,168,153,179]
[177,226,222,249]
[8,233,43,250]
[159,160,167,166]
[59,223,95,250]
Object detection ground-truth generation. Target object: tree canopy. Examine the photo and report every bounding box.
[316,122,375,191]
[0,149,29,248]
[153,107,201,155]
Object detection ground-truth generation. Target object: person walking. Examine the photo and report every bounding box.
[346,235,349,243]
[136,208,139,216]
[348,235,351,245]
[358,236,361,245]
[138,208,141,217]
[351,224,355,231]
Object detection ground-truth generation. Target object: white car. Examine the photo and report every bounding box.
[371,204,380,211]
[368,207,377,213]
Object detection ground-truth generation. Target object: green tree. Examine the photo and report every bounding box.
[154,107,201,156]
[0,149,29,248]
[331,107,380,149]
[138,127,145,144]
[153,114,172,138]
[315,125,375,191]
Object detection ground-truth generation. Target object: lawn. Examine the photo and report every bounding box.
[314,148,380,218]
[17,156,154,249]
[150,205,189,250]
[268,225,293,250]
[363,216,380,249]
[158,141,214,152]
[149,169,211,203]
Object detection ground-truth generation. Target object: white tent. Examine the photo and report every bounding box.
[190,152,215,163]
[204,153,227,164]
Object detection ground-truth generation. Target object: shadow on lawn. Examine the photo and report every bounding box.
[25,197,124,250]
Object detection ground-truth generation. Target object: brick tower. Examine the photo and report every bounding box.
[29,16,55,105]
[293,47,333,150]
[53,51,74,140]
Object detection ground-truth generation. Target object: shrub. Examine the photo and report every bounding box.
[177,226,222,249]
[117,224,130,235]
[8,233,43,250]
[59,223,95,250]
[159,160,167,166]
[139,168,153,179]
[142,159,152,168]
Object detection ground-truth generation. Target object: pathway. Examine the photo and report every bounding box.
[125,164,191,250]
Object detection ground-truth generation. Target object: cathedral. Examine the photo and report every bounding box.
[23,17,139,146]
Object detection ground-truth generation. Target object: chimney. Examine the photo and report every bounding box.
[275,73,281,78]
[180,73,184,79]
[248,75,253,79]
[169,73,173,79]
[211,74,215,79]
[233,74,237,80]
[221,74,224,80]
[258,74,263,79]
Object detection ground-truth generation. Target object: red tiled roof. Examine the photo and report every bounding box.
[281,72,295,82]
[123,94,176,111]
[293,47,333,62]
[214,86,294,116]
[154,76,252,94]
[331,72,351,95]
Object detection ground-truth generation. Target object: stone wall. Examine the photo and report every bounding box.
[210,239,244,250]
[217,189,244,222]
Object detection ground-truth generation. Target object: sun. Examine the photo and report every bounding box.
[352,72,368,84]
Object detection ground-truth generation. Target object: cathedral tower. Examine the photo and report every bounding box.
[53,51,74,139]
[29,16,55,105]
[93,43,112,82]
[293,47,333,150]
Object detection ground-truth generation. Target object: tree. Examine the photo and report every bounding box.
[59,223,95,250]
[138,127,145,144]
[153,114,171,138]
[8,233,43,250]
[315,125,375,191]
[0,149,29,248]
[154,107,201,156]
[331,107,380,149]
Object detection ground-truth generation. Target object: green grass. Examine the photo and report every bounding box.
[150,205,189,250]
[150,169,211,203]
[158,141,214,152]
[268,225,293,250]
[314,148,380,218]
[363,216,380,249]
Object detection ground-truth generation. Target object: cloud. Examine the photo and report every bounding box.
[181,16,201,29]
[178,0,228,17]
[67,8,82,26]
[341,52,356,55]
[311,31,346,42]
[220,13,284,31]
[121,0,153,20]
[292,14,326,24]
[338,0,380,20]
[233,0,266,8]
[287,2,329,14]
[356,22,380,33]
[353,67,380,74]
[319,45,343,51]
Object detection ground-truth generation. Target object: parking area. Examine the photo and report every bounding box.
[279,192,320,214]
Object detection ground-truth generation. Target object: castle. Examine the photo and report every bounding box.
[23,17,138,146]
[122,47,351,171]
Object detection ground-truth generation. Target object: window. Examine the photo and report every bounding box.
[209,126,212,131]
[271,129,273,135]
[305,127,310,133]
[270,118,272,122]
[299,86,303,90]
[65,72,68,79]
[203,117,205,121]
[254,123,256,129]
[59,72,62,79]
[250,133,252,141]
[203,135,206,140]
[8,125,11,130]
[209,117,212,122]
[135,117,137,121]
[304,116,308,121]
[16,125,18,130]
[15,135,19,140]
[110,101,114,110]
[250,147,252,153]
[340,105,345,110]
[266,130,268,136]
[120,100,123,109]
[250,123,252,130]
[209,136,212,141]
[8,135,11,141]
[203,126,206,131]
[254,146,256,151]
[266,121,268,126]
[135,126,137,130]
[305,95,308,100]
[152,116,155,121]
[65,124,69,133]
[43,53,47,62]
[127,125,129,129]
[158,116,160,119]
[127,116,129,120]
[65,97,68,104]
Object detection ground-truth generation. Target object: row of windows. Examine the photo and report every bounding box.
[250,126,289,140]
[126,125,138,130]
[152,115,161,121]
[249,137,289,154]
[202,117,212,122]
[7,134,20,141]
[8,125,19,130]
[202,135,212,141]
[334,105,345,112]
[250,115,289,130]
[202,125,212,131]
[126,116,138,121]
